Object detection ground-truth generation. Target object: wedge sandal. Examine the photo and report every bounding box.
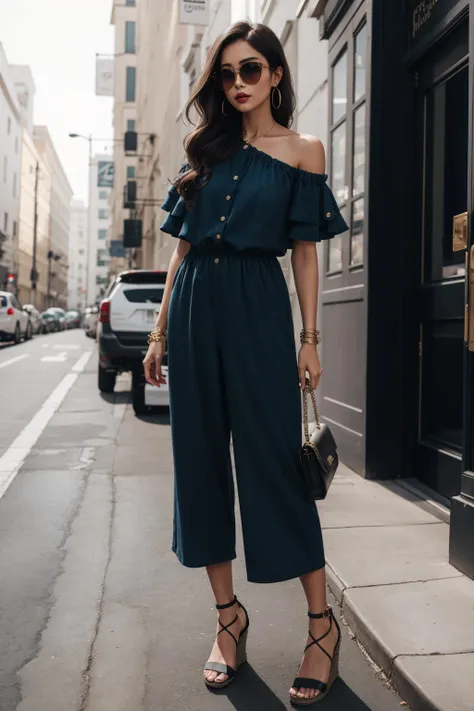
[290,606,341,706]
[204,595,249,690]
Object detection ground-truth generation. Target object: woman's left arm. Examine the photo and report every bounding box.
[291,135,326,391]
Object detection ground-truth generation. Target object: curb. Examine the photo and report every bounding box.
[325,567,440,711]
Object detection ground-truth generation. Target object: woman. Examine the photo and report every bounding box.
[143,21,348,706]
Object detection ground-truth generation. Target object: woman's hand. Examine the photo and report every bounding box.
[298,344,323,391]
[143,341,167,387]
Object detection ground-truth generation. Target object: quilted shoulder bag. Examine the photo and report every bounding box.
[300,378,338,501]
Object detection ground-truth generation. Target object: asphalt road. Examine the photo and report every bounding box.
[0,331,406,711]
[0,329,93,453]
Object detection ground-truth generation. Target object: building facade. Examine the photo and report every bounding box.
[110,0,138,276]
[16,130,52,309]
[33,126,73,309]
[68,200,88,311]
[87,153,112,304]
[0,45,22,290]
[307,0,474,578]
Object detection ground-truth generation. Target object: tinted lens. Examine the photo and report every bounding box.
[220,69,235,91]
[240,62,262,85]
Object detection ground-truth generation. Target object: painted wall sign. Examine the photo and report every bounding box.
[409,0,461,46]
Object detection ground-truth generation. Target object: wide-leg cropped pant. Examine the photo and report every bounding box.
[167,243,325,584]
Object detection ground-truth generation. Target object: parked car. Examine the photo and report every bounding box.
[39,310,59,334]
[83,305,99,338]
[96,270,168,414]
[65,309,81,329]
[22,304,42,335]
[45,307,67,331]
[0,291,32,343]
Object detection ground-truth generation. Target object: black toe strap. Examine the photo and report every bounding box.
[292,677,328,693]
[205,661,235,678]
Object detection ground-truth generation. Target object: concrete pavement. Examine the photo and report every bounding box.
[0,341,404,711]
[318,467,474,711]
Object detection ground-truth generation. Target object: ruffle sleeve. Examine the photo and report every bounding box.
[288,171,349,243]
[160,163,189,237]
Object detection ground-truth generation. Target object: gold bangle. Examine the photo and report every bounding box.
[147,327,167,345]
[300,328,321,346]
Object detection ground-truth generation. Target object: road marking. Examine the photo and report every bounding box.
[0,354,30,370]
[41,351,68,363]
[0,350,93,501]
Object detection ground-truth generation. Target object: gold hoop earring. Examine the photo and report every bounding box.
[222,100,229,116]
[272,86,282,110]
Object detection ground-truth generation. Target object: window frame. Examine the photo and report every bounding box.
[125,21,136,54]
[125,66,136,102]
[326,9,368,279]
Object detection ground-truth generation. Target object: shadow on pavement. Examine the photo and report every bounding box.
[137,410,171,425]
[99,391,130,405]
[210,664,371,711]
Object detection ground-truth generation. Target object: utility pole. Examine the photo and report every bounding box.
[31,161,39,306]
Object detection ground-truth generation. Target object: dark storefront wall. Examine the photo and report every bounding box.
[317,0,474,577]
[319,0,370,476]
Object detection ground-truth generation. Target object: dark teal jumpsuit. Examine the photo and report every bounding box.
[160,142,348,584]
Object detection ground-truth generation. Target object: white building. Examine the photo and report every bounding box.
[68,200,88,311]
[87,153,112,304]
[110,0,138,275]
[0,45,22,290]
[32,126,73,309]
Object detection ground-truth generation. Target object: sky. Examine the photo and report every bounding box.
[0,0,115,203]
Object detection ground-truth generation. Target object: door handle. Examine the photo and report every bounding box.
[467,245,474,352]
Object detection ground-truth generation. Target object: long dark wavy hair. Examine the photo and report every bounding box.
[174,22,296,202]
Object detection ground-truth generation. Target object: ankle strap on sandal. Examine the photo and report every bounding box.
[216,595,238,610]
[308,606,332,620]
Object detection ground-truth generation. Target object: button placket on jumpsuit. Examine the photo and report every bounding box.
[162,144,349,584]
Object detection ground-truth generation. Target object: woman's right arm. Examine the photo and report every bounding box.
[142,239,191,386]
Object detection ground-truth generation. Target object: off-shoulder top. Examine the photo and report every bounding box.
[160,142,348,256]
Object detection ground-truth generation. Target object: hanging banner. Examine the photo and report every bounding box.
[179,0,209,26]
[97,161,114,187]
[95,57,115,97]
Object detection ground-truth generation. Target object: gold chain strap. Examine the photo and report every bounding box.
[302,377,321,444]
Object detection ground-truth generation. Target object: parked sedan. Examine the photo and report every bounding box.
[22,304,42,335]
[0,291,32,343]
[39,311,59,334]
[83,305,99,338]
[65,309,81,329]
[45,307,67,331]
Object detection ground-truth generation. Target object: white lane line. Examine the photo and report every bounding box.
[0,350,93,501]
[41,351,68,363]
[0,354,30,370]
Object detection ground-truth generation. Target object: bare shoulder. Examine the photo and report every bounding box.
[295,134,326,174]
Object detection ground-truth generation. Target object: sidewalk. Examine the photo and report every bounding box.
[10,352,472,711]
[319,464,474,711]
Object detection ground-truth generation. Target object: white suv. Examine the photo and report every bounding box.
[0,292,32,343]
[96,270,168,414]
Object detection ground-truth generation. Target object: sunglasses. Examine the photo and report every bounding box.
[216,61,272,92]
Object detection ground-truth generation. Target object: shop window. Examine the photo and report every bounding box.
[327,17,367,273]
[332,50,348,123]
